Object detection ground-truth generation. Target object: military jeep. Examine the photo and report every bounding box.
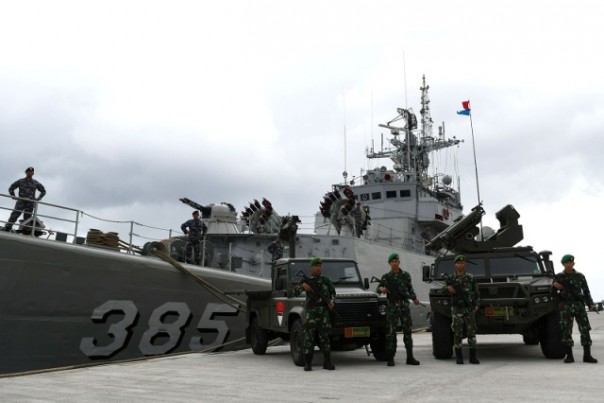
[422,204,565,359]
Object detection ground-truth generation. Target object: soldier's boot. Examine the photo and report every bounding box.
[322,351,335,370]
[469,348,480,364]
[386,352,395,366]
[405,347,420,365]
[455,348,464,365]
[564,346,574,363]
[303,353,313,371]
[583,346,598,363]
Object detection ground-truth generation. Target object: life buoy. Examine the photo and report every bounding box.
[443,208,450,220]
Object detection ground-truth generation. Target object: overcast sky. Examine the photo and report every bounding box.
[1,1,603,299]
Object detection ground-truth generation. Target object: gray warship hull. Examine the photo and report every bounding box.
[0,231,269,376]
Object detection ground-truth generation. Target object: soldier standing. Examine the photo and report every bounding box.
[552,254,598,363]
[377,252,421,367]
[3,167,46,232]
[180,210,208,264]
[293,257,336,371]
[446,255,480,364]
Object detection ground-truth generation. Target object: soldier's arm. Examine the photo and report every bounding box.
[180,221,189,234]
[580,274,595,307]
[405,272,418,301]
[36,181,46,199]
[8,180,19,196]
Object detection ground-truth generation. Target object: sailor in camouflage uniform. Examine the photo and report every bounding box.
[552,254,598,364]
[3,167,46,232]
[377,252,421,367]
[293,257,336,371]
[446,255,480,364]
[267,236,284,261]
[180,210,208,264]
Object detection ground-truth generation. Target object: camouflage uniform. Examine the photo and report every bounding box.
[294,275,336,355]
[5,177,46,231]
[377,270,417,355]
[180,218,207,264]
[445,272,480,349]
[553,269,594,347]
[267,239,284,260]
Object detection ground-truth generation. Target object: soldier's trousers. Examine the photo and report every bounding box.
[303,307,331,354]
[6,200,34,229]
[559,302,592,347]
[185,239,201,264]
[385,300,413,354]
[451,307,477,349]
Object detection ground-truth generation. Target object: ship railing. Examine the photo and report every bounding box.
[0,193,179,255]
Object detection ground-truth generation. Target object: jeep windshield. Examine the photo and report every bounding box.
[290,261,361,285]
[434,255,542,278]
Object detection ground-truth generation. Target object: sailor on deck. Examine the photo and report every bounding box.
[181,210,208,265]
[3,167,46,232]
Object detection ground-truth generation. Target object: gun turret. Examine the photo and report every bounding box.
[426,204,524,253]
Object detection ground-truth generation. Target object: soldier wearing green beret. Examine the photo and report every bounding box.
[446,255,480,364]
[552,254,598,363]
[376,252,421,366]
[293,257,336,371]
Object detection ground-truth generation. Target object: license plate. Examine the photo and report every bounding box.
[344,326,370,338]
[484,307,513,317]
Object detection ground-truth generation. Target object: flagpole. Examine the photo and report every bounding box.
[468,106,481,207]
[466,101,484,240]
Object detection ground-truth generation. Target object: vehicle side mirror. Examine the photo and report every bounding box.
[363,278,370,290]
[422,265,431,282]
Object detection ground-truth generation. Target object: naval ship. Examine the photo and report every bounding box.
[0,76,463,376]
[185,76,463,301]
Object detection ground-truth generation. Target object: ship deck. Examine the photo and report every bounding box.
[2,314,603,402]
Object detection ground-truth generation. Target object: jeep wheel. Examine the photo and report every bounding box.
[431,312,453,359]
[540,311,565,359]
[370,329,389,361]
[290,319,305,366]
[522,328,540,345]
[250,317,269,355]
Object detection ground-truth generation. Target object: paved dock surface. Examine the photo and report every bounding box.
[1,314,603,402]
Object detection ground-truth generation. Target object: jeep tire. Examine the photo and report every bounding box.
[290,319,305,366]
[250,317,269,355]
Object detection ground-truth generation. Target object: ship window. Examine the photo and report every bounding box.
[371,192,382,200]
[331,239,339,245]
[400,190,411,197]
[386,190,397,198]
[360,193,370,202]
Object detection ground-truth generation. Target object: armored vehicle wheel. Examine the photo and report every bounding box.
[369,329,389,361]
[250,317,269,355]
[431,312,453,359]
[290,319,305,366]
[540,311,565,359]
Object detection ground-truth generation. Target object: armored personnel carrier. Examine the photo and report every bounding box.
[422,204,565,359]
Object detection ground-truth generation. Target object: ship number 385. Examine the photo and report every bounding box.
[79,300,237,358]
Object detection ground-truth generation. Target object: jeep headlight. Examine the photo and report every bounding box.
[442,299,450,306]
[542,296,549,302]
[533,297,541,304]
[378,304,387,315]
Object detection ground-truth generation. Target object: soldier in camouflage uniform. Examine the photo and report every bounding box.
[446,255,480,364]
[180,210,208,264]
[293,257,336,371]
[552,254,598,364]
[377,252,421,367]
[3,167,46,232]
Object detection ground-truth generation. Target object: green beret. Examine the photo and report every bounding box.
[310,257,322,266]
[387,253,399,263]
[561,254,574,264]
[454,255,466,263]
